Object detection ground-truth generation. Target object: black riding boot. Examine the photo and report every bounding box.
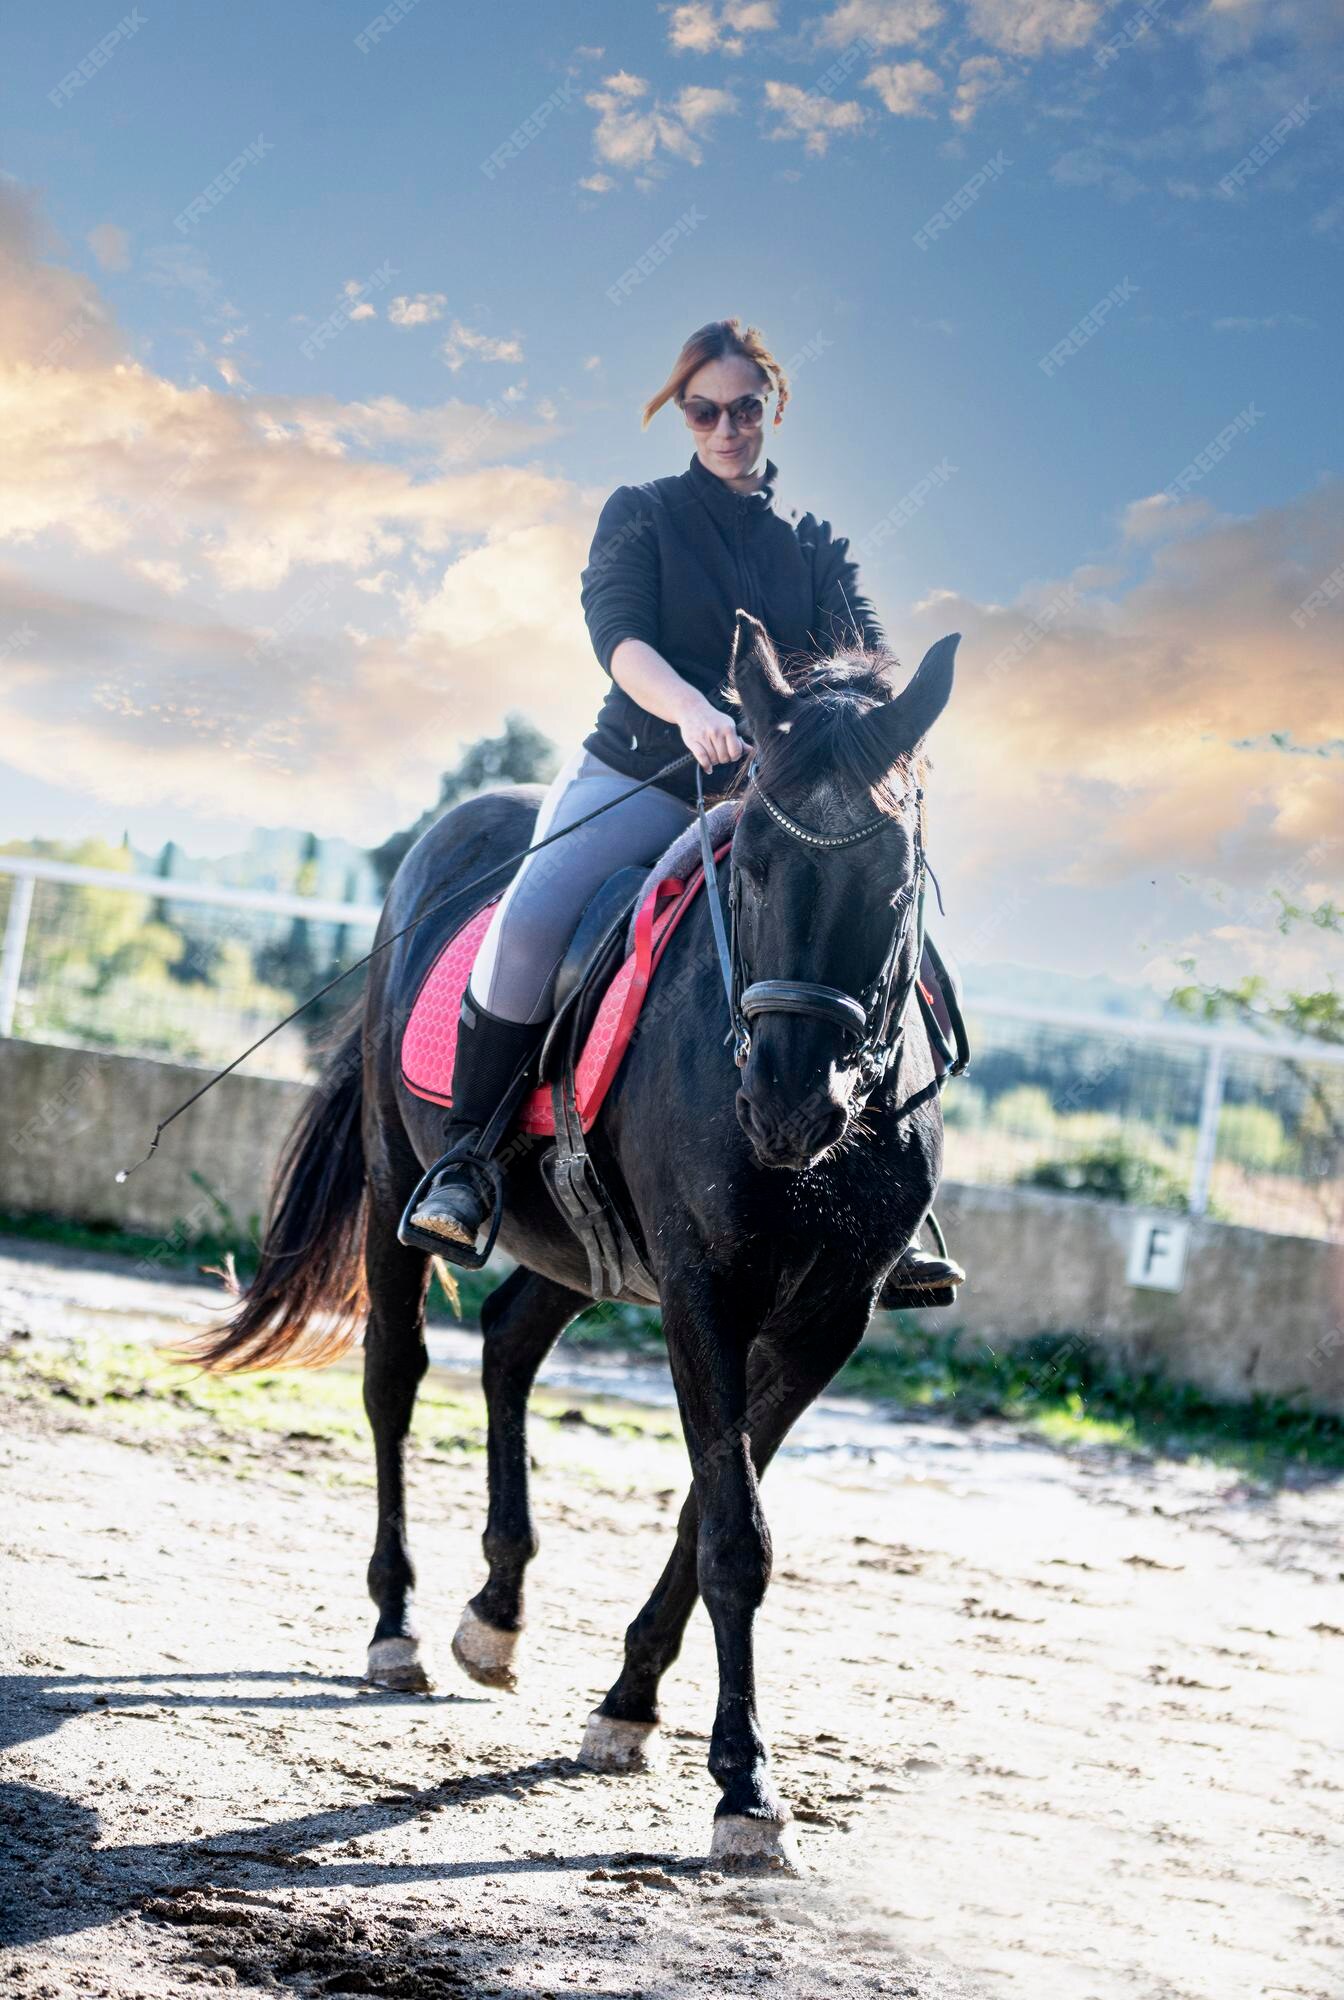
[397,993,548,1262]
[878,1227,966,1311]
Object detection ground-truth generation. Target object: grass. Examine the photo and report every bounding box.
[3,1211,1340,1486]
[839,1325,1344,1483]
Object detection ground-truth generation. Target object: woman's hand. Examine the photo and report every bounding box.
[676,690,747,772]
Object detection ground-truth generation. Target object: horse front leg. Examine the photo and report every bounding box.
[663,1270,797,1867]
[451,1267,587,1690]
[581,1297,874,1854]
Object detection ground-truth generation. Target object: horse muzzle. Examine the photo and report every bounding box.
[734,1082,850,1170]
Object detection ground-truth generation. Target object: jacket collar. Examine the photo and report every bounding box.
[685,450,780,523]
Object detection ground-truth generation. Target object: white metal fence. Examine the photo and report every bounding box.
[2,856,1341,1242]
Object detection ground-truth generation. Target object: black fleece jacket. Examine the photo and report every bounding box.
[579,452,884,806]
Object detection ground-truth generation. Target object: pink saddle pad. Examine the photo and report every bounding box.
[399,843,731,1135]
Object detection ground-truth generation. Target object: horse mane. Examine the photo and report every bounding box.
[726,644,927,822]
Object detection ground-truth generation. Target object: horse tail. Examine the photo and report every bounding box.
[181,999,370,1374]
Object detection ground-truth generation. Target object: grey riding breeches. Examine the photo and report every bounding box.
[467,744,697,1025]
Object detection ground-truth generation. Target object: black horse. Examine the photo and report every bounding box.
[192,616,958,1869]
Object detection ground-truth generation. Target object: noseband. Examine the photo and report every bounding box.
[695,754,928,1107]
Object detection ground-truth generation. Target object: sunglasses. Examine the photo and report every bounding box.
[679,392,768,432]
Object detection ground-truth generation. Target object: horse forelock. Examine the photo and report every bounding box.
[746,646,926,826]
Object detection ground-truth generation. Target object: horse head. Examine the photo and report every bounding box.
[726,610,957,1171]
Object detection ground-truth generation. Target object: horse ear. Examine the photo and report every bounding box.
[869,632,958,762]
[728,609,794,736]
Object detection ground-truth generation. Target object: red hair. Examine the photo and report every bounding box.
[640,318,789,430]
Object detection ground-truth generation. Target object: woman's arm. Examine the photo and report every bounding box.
[580,484,744,772]
[610,638,745,772]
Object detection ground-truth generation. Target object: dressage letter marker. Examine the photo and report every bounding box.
[1126,1215,1190,1292]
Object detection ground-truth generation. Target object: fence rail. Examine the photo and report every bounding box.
[2,857,1340,1242]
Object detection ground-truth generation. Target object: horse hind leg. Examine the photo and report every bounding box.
[362,1190,434,1691]
[451,1266,587,1691]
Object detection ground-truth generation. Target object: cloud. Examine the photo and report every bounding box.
[130,557,188,595]
[1050,146,1147,200]
[388,292,447,327]
[0,180,600,845]
[439,320,525,371]
[951,53,1009,124]
[1121,494,1215,543]
[762,80,867,153]
[864,59,943,115]
[585,70,739,174]
[667,0,778,55]
[815,0,944,49]
[900,481,1344,938]
[86,223,130,273]
[963,0,1102,55]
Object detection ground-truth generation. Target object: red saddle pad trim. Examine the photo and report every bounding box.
[399,839,733,1136]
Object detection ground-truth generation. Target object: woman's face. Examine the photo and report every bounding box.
[682,354,770,483]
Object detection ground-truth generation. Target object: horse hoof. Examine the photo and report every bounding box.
[364,1636,434,1694]
[450,1604,519,1690]
[708,1815,803,1873]
[578,1710,661,1773]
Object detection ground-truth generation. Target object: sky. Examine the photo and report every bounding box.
[1,0,1340,996]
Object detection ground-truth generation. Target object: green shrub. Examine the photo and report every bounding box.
[1022,1137,1189,1209]
[988,1085,1058,1138]
[1216,1101,1292,1173]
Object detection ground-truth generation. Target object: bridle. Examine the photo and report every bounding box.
[695,751,930,1111]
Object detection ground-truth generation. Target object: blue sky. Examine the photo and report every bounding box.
[1,0,1340,989]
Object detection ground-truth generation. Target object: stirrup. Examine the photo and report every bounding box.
[397,1150,504,1268]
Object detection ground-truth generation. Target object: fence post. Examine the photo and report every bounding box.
[1188,1042,1225,1217]
[0,874,35,1036]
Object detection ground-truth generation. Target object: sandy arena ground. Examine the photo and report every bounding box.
[1,1236,1340,1999]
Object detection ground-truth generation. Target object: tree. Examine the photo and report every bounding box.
[370,712,559,893]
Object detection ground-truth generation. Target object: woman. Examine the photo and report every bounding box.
[400,317,962,1303]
